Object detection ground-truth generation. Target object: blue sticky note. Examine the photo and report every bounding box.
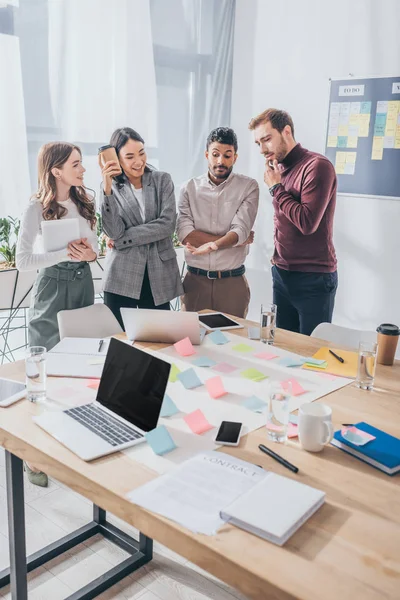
[360,101,371,114]
[145,425,177,455]
[191,356,217,368]
[289,414,298,425]
[374,123,385,136]
[304,357,327,366]
[241,395,267,413]
[375,113,387,126]
[208,329,229,345]
[177,368,203,389]
[160,394,179,417]
[337,136,347,148]
[278,356,305,368]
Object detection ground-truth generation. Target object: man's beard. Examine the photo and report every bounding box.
[210,165,233,180]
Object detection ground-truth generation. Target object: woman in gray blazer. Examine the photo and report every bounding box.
[99,127,183,328]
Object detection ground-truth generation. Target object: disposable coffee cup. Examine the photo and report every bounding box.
[376,323,400,366]
[98,145,122,175]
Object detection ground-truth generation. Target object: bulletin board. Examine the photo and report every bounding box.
[324,76,400,199]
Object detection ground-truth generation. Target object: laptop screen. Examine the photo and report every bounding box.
[96,338,171,432]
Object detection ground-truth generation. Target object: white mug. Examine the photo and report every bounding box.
[298,403,334,452]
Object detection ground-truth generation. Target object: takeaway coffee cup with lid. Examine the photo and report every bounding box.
[376,323,400,366]
[98,145,122,175]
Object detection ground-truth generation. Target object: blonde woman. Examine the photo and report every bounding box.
[16,142,98,486]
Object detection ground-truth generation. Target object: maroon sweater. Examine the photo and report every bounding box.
[272,144,337,273]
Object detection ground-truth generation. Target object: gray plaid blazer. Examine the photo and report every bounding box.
[100,170,183,304]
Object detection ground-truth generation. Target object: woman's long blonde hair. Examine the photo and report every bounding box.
[33,142,96,230]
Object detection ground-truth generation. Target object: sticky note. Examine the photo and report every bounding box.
[87,358,105,365]
[160,394,179,417]
[304,361,328,370]
[341,426,376,446]
[177,368,203,389]
[287,423,298,438]
[254,351,278,360]
[169,363,181,383]
[282,378,307,396]
[86,380,100,390]
[241,395,266,412]
[278,356,305,368]
[304,357,327,366]
[174,337,196,357]
[208,330,229,345]
[191,356,217,368]
[232,343,254,353]
[184,409,214,434]
[289,414,298,424]
[240,368,268,382]
[205,376,227,399]
[145,425,177,455]
[248,327,260,340]
[212,362,238,374]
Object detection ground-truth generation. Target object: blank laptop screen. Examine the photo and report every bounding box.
[96,338,171,432]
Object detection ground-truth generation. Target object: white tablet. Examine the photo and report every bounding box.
[198,312,243,331]
[0,378,26,407]
[42,218,80,252]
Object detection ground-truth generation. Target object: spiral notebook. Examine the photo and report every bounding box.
[220,473,325,546]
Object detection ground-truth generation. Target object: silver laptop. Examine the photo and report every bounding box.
[121,308,202,344]
[33,338,170,461]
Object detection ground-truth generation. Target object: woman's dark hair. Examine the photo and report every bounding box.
[110,127,152,186]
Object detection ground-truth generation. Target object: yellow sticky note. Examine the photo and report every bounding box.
[358,114,370,137]
[335,164,345,174]
[346,152,357,164]
[349,114,359,127]
[371,137,384,160]
[338,125,348,136]
[385,117,396,137]
[327,136,338,147]
[347,136,358,148]
[395,125,400,149]
[388,101,399,117]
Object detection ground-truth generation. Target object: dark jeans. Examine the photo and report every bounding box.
[104,268,170,330]
[272,266,338,336]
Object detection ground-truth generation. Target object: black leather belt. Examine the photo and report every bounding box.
[187,265,245,279]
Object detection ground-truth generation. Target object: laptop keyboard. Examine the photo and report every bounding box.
[65,404,143,447]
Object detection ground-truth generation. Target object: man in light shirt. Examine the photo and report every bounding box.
[177,127,259,317]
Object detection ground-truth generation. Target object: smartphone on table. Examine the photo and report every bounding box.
[215,421,243,446]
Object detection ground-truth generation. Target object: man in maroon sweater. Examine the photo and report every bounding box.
[249,108,338,335]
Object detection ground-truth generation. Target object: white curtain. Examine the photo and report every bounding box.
[48,0,157,145]
[0,34,30,217]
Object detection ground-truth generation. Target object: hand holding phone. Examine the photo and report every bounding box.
[215,421,243,446]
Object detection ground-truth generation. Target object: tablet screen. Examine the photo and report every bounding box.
[0,378,25,403]
[198,313,240,329]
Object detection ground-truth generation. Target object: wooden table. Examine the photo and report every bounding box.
[0,318,399,600]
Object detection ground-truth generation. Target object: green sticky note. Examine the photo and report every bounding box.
[240,368,268,382]
[232,343,254,353]
[169,363,181,383]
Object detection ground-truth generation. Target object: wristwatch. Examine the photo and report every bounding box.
[269,183,281,196]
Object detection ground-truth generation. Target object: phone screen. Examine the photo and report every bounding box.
[215,421,242,444]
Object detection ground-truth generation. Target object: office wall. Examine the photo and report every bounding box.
[231,0,400,332]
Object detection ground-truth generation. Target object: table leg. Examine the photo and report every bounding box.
[5,451,27,600]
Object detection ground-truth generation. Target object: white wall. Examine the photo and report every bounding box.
[232,0,400,332]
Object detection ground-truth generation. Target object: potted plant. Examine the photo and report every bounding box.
[172,231,186,276]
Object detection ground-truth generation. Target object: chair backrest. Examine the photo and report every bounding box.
[57,303,123,340]
[311,322,377,351]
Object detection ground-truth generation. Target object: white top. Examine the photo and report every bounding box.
[130,185,145,222]
[16,199,98,272]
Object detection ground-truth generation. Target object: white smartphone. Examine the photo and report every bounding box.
[198,312,243,331]
[0,377,26,407]
[215,421,243,446]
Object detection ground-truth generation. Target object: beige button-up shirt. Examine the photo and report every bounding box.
[177,172,259,271]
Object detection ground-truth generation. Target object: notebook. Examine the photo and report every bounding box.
[50,337,111,356]
[46,353,104,379]
[331,422,400,475]
[41,218,80,252]
[220,473,325,546]
[302,346,358,378]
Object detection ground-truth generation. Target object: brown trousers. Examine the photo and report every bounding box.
[181,272,250,318]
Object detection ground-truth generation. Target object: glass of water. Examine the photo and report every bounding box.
[356,341,378,391]
[260,303,277,344]
[266,381,291,443]
[26,346,47,402]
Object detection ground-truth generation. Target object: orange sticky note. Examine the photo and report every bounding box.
[205,376,227,399]
[184,409,214,434]
[282,378,307,396]
[174,337,196,357]
[86,380,100,390]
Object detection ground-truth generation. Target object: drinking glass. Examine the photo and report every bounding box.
[260,303,277,345]
[26,346,47,402]
[266,381,291,443]
[356,341,377,391]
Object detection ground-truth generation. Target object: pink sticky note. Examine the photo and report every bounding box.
[174,337,196,357]
[184,409,214,434]
[86,380,100,390]
[212,362,238,374]
[282,378,307,396]
[318,373,338,381]
[205,376,227,399]
[254,351,278,360]
[266,423,298,437]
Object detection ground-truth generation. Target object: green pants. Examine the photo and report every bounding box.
[28,261,94,351]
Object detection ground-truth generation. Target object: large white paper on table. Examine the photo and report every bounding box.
[50,337,111,356]
[127,451,266,535]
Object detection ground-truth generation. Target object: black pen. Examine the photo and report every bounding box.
[258,444,299,474]
[329,349,344,363]
[98,339,104,353]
